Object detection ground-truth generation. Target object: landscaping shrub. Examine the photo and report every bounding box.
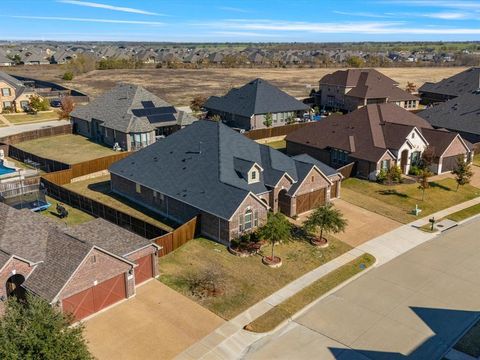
[185,266,225,299]
[376,169,388,184]
[28,95,50,112]
[408,165,422,176]
[62,71,74,81]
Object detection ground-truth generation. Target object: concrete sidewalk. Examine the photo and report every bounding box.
[177,196,480,360]
[0,120,70,137]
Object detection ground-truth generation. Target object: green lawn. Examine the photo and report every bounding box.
[14,134,116,164]
[64,175,174,232]
[447,203,480,222]
[246,253,375,333]
[474,154,480,167]
[3,111,58,124]
[264,140,286,150]
[40,195,95,226]
[342,178,480,224]
[159,236,352,320]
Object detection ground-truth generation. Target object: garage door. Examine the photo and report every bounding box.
[135,255,153,285]
[296,189,326,214]
[442,156,459,173]
[62,273,126,321]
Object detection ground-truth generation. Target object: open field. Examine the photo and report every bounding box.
[3,111,58,124]
[63,174,174,231]
[5,65,468,106]
[159,236,351,320]
[14,134,115,164]
[341,177,480,224]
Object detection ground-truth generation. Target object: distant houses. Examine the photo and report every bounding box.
[204,78,310,131]
[71,83,197,151]
[286,103,472,180]
[317,69,419,112]
[109,120,342,243]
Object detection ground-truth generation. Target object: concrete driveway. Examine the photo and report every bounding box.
[292,199,402,247]
[245,217,480,359]
[84,280,224,360]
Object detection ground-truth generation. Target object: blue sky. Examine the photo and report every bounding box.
[1,0,480,42]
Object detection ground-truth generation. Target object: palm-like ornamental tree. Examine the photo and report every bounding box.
[303,203,347,244]
[259,212,291,264]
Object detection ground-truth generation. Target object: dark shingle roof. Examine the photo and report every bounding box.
[204,78,309,118]
[65,218,153,256]
[419,67,480,97]
[71,83,197,133]
[286,103,441,163]
[320,69,418,101]
[110,120,337,220]
[418,92,480,136]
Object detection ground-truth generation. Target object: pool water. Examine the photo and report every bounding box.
[0,161,16,176]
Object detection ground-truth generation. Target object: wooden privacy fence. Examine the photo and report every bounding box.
[70,152,131,178]
[337,162,356,179]
[245,122,313,140]
[153,216,198,256]
[0,124,72,145]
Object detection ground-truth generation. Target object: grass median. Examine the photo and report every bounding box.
[245,253,375,333]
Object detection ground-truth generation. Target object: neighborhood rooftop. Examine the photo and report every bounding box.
[419,67,480,98]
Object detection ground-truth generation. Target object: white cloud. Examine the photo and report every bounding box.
[333,11,391,18]
[211,31,281,37]
[381,0,480,9]
[218,6,250,13]
[420,12,470,19]
[194,19,480,35]
[7,15,164,26]
[57,0,163,16]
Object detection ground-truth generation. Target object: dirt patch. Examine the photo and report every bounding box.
[5,65,467,106]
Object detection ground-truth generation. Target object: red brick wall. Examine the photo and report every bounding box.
[126,246,159,278]
[0,258,34,315]
[229,194,268,241]
[58,249,132,305]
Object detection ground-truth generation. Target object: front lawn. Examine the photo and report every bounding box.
[159,236,351,320]
[246,253,375,333]
[63,174,174,232]
[14,134,116,164]
[341,178,480,224]
[4,111,58,124]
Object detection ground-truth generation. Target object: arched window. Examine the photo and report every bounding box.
[244,209,253,230]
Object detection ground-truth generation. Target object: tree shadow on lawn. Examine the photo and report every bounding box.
[376,189,408,198]
[429,181,452,191]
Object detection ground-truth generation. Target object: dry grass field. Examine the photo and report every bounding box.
[4,65,467,106]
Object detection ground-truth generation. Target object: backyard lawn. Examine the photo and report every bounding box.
[159,236,352,320]
[14,134,116,164]
[474,154,480,167]
[3,111,58,124]
[263,139,286,150]
[63,174,174,232]
[40,195,95,226]
[341,177,480,224]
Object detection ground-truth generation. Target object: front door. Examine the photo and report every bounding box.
[400,150,409,174]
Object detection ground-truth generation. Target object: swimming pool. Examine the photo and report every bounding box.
[0,161,16,176]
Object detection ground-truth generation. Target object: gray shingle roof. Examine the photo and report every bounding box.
[71,83,197,133]
[419,67,480,97]
[65,218,153,256]
[110,120,336,220]
[204,78,309,118]
[418,92,480,136]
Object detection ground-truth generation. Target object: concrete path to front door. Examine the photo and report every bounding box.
[177,196,480,360]
[84,280,224,360]
[0,114,12,126]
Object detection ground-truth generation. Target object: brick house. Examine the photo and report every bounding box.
[109,120,342,244]
[0,204,159,321]
[317,69,419,113]
[286,103,472,180]
[71,83,197,151]
[204,78,310,131]
[0,72,35,113]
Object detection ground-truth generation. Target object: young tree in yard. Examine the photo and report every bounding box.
[28,94,50,113]
[259,212,291,264]
[418,168,433,201]
[452,157,473,191]
[405,82,417,93]
[190,95,207,112]
[0,295,93,360]
[263,113,273,128]
[58,95,76,120]
[303,203,347,245]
